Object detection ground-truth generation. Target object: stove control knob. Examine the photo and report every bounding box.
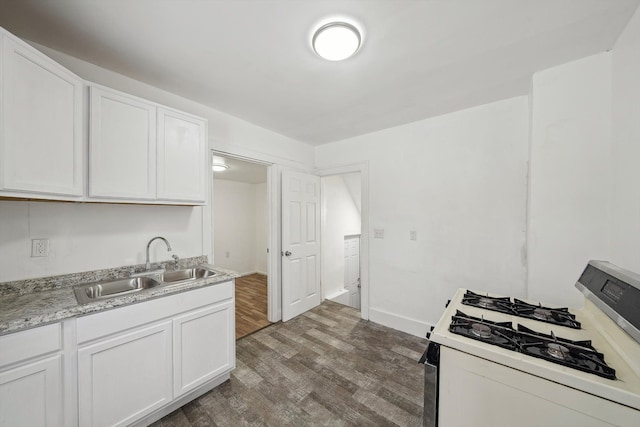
[426,326,435,339]
[445,299,451,308]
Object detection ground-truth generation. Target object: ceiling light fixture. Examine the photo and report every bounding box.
[212,162,229,172]
[312,21,362,61]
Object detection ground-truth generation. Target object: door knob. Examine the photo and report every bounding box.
[284,251,292,257]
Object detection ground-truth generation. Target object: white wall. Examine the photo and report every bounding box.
[0,42,312,282]
[611,5,640,273]
[321,174,361,300]
[0,202,202,282]
[213,179,267,275]
[316,97,530,333]
[528,53,612,308]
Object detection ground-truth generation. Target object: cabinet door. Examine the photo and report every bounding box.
[0,355,62,427]
[173,301,234,397]
[77,321,172,427]
[89,86,156,200]
[157,108,207,203]
[1,33,83,196]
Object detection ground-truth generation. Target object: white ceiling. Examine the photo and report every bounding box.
[0,0,638,145]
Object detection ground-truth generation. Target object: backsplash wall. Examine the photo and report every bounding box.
[0,201,205,282]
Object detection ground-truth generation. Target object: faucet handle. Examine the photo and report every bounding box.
[172,254,180,267]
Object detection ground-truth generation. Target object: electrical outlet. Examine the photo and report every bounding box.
[225,251,230,258]
[409,230,418,241]
[31,239,49,257]
[373,229,384,239]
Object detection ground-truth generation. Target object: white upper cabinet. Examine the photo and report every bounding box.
[0,29,83,197]
[0,26,208,205]
[88,85,207,204]
[157,108,206,203]
[89,86,157,200]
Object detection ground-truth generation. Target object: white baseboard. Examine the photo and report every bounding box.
[368,307,431,339]
[237,270,267,277]
[131,372,230,427]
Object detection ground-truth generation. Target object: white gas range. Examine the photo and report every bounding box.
[421,261,640,427]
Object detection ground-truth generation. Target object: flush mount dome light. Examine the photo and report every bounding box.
[212,162,229,172]
[312,22,361,61]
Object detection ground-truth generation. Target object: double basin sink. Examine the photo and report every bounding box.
[73,267,217,305]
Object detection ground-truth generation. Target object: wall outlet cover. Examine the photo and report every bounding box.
[373,229,384,239]
[31,239,49,257]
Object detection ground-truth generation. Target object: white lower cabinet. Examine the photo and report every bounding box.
[173,301,234,397]
[75,281,235,427]
[77,321,173,427]
[0,323,63,427]
[0,355,62,427]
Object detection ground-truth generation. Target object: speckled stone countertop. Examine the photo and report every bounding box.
[0,256,239,336]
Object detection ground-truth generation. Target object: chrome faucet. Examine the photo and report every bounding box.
[146,236,172,271]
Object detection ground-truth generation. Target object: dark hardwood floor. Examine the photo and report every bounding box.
[235,273,271,339]
[151,300,427,427]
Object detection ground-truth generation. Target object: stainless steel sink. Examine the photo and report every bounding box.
[73,266,218,305]
[159,267,216,283]
[74,276,162,304]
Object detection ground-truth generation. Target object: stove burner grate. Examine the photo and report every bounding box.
[462,290,514,315]
[449,311,519,351]
[448,312,616,380]
[514,299,581,329]
[461,291,581,329]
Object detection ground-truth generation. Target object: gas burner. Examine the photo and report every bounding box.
[471,323,492,338]
[533,308,553,321]
[477,298,496,308]
[449,311,518,351]
[546,342,571,360]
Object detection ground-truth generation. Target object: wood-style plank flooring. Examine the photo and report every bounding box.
[151,300,427,427]
[235,273,271,339]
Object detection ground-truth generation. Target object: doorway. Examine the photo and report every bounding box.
[320,172,362,311]
[211,153,272,339]
[344,235,361,309]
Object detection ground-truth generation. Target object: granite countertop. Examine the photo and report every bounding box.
[0,256,239,336]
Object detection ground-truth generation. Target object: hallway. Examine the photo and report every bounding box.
[235,273,270,339]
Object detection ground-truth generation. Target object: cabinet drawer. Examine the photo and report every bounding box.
[77,281,233,344]
[0,323,61,367]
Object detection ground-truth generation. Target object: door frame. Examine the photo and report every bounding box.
[208,150,281,322]
[316,162,370,320]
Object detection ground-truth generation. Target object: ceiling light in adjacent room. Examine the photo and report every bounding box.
[212,162,229,172]
[312,22,362,61]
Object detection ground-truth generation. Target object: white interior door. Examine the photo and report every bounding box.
[282,170,321,321]
[344,236,361,309]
